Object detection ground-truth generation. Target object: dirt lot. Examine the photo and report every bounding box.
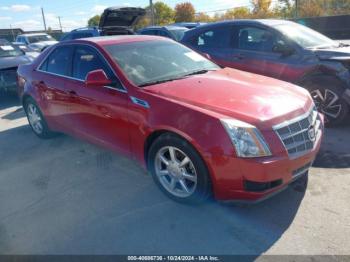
[0,96,349,256]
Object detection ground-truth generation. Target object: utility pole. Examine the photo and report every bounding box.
[58,16,62,32]
[9,24,15,41]
[41,7,47,31]
[150,0,155,26]
[295,0,298,19]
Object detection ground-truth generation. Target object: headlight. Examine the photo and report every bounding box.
[220,119,272,158]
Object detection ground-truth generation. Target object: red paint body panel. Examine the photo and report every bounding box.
[17,36,323,202]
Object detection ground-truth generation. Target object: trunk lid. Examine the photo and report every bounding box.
[99,7,146,35]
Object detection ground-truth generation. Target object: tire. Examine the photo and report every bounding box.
[147,133,212,204]
[24,97,57,139]
[301,76,349,126]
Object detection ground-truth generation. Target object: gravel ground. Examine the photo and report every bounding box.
[0,96,349,256]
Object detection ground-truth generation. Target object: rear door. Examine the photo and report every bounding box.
[35,45,75,131]
[65,44,130,154]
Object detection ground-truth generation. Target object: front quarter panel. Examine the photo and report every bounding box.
[127,88,242,196]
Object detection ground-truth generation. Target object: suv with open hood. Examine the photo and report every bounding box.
[61,7,146,41]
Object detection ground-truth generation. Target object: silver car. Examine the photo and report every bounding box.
[0,39,34,94]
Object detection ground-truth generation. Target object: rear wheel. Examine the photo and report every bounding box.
[148,133,212,204]
[302,77,349,126]
[24,98,57,139]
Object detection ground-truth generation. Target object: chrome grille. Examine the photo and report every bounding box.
[274,107,322,159]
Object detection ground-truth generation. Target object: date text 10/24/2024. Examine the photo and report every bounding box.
[127,256,220,261]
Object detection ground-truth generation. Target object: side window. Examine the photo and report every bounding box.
[235,26,281,52]
[194,27,231,48]
[40,46,72,76]
[159,30,170,38]
[141,30,156,36]
[72,32,93,40]
[72,45,111,80]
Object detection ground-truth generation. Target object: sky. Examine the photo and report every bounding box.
[0,0,251,32]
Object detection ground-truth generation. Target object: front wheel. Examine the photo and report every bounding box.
[303,77,349,126]
[148,133,212,204]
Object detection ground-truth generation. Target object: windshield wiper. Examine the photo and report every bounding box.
[138,69,216,87]
[138,77,181,87]
[182,69,214,77]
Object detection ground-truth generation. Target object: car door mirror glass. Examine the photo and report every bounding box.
[85,69,112,87]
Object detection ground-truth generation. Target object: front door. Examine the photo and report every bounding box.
[229,25,302,82]
[65,44,130,155]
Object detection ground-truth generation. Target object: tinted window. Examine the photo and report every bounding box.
[194,27,231,48]
[235,26,280,52]
[158,30,170,38]
[72,45,110,80]
[41,46,72,76]
[140,30,157,36]
[72,32,94,40]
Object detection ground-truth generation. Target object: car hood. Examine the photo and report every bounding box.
[313,46,350,61]
[0,55,33,70]
[30,40,58,47]
[144,68,313,129]
[99,7,146,29]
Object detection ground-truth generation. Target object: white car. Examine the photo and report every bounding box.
[15,33,58,52]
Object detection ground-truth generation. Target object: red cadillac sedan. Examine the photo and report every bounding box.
[17,36,323,204]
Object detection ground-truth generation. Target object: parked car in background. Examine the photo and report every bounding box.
[170,22,206,29]
[17,35,323,204]
[15,33,58,52]
[61,7,146,41]
[0,39,34,95]
[182,19,350,125]
[12,42,40,59]
[138,26,188,41]
[60,27,100,41]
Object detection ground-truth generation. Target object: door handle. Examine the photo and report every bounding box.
[67,90,77,96]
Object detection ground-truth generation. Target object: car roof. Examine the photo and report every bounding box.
[70,27,98,32]
[70,35,169,46]
[141,26,188,30]
[194,19,294,28]
[18,33,49,37]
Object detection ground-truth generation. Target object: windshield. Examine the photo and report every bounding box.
[0,41,23,57]
[169,28,188,41]
[27,34,55,44]
[104,40,219,86]
[275,23,338,49]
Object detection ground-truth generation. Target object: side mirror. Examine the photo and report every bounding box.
[272,42,295,56]
[85,69,111,88]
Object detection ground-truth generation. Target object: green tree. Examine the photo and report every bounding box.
[251,0,274,18]
[153,2,175,25]
[194,12,212,22]
[174,2,195,22]
[88,15,100,27]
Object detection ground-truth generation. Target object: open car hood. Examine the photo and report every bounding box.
[99,7,146,29]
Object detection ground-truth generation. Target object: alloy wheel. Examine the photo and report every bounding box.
[154,146,197,198]
[310,88,342,123]
[27,103,43,134]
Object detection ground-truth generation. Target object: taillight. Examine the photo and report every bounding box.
[17,75,26,88]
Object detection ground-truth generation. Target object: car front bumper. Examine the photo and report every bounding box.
[210,118,324,202]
